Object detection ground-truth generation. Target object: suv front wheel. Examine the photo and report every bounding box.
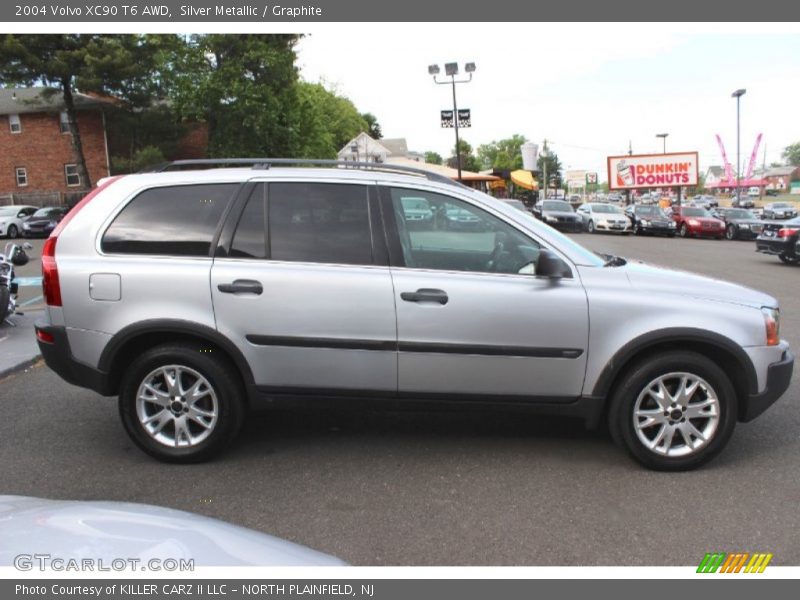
[119,343,245,463]
[608,351,737,471]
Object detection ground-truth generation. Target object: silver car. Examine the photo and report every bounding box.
[34,160,794,471]
[0,205,36,239]
[576,202,632,234]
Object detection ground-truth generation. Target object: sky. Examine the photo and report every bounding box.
[295,23,800,181]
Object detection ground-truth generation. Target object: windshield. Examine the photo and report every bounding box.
[32,208,63,218]
[634,206,660,216]
[682,207,710,217]
[728,209,754,219]
[543,201,573,212]
[591,204,622,214]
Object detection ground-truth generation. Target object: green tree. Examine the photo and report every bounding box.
[424,151,443,165]
[361,112,382,139]
[782,142,800,166]
[537,152,563,195]
[0,34,160,189]
[166,34,301,157]
[477,134,528,170]
[292,82,368,158]
[448,139,481,173]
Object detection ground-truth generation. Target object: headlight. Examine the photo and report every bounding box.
[545,216,557,223]
[668,221,676,228]
[762,307,780,346]
[688,219,699,226]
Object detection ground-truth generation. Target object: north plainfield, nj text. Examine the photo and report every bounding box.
[180,5,323,18]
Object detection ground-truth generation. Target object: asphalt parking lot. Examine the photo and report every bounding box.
[1,233,798,566]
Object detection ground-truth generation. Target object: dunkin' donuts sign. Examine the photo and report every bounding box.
[607,152,699,190]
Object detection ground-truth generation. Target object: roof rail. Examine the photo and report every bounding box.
[139,158,466,189]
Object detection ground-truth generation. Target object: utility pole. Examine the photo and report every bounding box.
[626,140,633,205]
[542,139,549,201]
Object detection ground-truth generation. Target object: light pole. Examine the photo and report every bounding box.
[429,62,476,182]
[656,133,668,154]
[732,89,746,197]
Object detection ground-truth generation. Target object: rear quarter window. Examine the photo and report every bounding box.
[101,183,237,256]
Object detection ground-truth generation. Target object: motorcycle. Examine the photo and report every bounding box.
[0,241,32,325]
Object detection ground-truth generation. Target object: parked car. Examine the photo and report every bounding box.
[761,202,798,220]
[0,205,36,239]
[399,196,433,229]
[765,189,778,197]
[498,198,532,214]
[576,203,631,234]
[748,187,761,198]
[606,192,624,204]
[755,217,800,265]
[711,208,765,240]
[670,206,726,239]
[21,206,68,238]
[691,195,718,210]
[532,199,583,233]
[625,204,676,237]
[731,193,755,209]
[34,160,793,471]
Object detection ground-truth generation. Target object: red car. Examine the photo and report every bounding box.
[670,206,726,239]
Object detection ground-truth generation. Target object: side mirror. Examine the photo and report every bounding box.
[536,249,571,279]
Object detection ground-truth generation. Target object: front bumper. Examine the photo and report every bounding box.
[548,220,583,233]
[741,347,794,422]
[35,322,113,396]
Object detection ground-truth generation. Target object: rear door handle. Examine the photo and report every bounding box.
[217,279,263,295]
[400,288,448,305]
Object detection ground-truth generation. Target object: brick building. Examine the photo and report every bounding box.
[0,87,113,206]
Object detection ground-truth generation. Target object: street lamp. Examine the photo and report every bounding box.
[656,133,668,154]
[732,88,746,197]
[428,61,476,182]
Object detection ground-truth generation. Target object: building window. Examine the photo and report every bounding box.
[15,167,27,187]
[9,114,21,134]
[65,164,81,187]
[59,111,71,134]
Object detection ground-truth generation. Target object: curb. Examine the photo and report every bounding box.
[0,354,42,380]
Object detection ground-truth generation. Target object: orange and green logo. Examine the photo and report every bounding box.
[697,552,773,573]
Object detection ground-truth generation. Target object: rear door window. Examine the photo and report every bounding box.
[267,182,373,266]
[102,183,237,255]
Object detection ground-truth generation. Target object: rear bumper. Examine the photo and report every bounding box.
[35,322,113,396]
[756,238,791,255]
[741,348,794,422]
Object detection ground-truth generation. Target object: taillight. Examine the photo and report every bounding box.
[42,237,61,306]
[41,175,124,307]
[777,228,799,238]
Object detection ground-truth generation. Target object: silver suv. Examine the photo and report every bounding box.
[35,160,794,470]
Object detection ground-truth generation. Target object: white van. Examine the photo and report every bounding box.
[748,186,761,197]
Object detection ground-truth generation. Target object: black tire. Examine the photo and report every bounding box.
[118,343,246,463]
[778,253,799,265]
[6,225,18,239]
[587,220,595,233]
[607,351,737,471]
[0,286,9,323]
[725,224,736,240]
[679,223,689,238]
[634,225,641,236]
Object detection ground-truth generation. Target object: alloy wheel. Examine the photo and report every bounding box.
[135,365,219,448]
[633,372,720,457]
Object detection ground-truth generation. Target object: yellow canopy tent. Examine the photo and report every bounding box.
[510,170,538,190]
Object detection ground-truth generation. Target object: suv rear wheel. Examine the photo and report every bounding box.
[119,343,245,463]
[608,351,737,471]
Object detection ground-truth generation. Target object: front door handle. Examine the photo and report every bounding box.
[400,288,448,305]
[218,279,263,295]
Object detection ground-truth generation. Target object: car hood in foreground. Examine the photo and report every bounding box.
[621,261,776,309]
[0,496,346,567]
